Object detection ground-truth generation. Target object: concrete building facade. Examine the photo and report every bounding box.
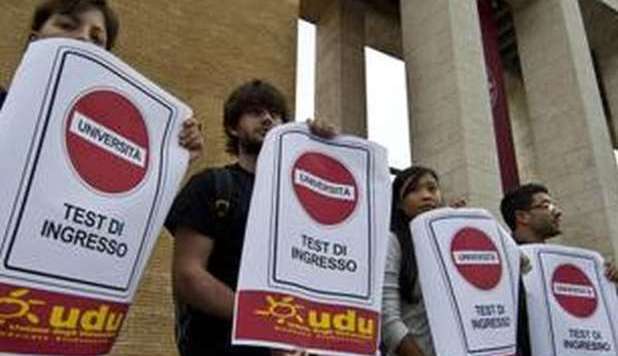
[306,0,618,263]
[1,0,618,355]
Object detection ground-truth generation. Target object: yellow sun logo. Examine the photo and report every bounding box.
[255,295,304,324]
[0,289,46,325]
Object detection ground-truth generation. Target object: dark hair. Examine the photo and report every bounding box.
[31,0,119,50]
[500,183,549,231]
[391,166,439,304]
[223,80,290,155]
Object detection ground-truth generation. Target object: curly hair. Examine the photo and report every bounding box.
[223,80,290,155]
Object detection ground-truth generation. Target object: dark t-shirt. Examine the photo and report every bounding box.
[517,241,532,356]
[165,164,269,356]
[0,88,6,110]
[517,279,531,356]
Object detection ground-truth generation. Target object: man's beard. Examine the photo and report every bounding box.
[535,222,561,240]
[545,226,561,238]
[239,137,263,155]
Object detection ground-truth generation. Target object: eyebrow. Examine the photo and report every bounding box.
[58,12,104,28]
[535,198,554,206]
[58,13,107,38]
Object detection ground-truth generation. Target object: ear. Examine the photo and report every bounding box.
[226,126,238,138]
[514,209,529,227]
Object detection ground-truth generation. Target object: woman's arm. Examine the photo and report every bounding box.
[381,235,425,356]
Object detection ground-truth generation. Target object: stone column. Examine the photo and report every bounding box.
[399,0,503,215]
[314,0,367,137]
[591,12,618,151]
[597,49,618,148]
[512,0,618,257]
[579,0,618,153]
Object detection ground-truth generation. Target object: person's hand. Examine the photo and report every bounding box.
[604,261,618,283]
[271,349,309,356]
[448,196,467,208]
[306,118,337,139]
[521,253,532,275]
[396,334,425,356]
[179,117,204,163]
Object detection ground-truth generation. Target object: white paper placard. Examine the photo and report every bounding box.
[232,123,391,356]
[0,38,190,355]
[522,244,618,356]
[411,208,521,356]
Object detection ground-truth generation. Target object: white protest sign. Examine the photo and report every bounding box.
[0,38,190,355]
[410,208,521,356]
[522,244,618,356]
[232,123,390,356]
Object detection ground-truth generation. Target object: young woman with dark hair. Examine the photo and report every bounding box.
[381,166,443,356]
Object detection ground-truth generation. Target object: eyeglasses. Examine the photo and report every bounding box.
[528,201,558,213]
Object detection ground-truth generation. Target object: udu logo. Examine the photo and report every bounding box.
[552,264,598,318]
[255,294,375,337]
[292,152,358,225]
[450,227,502,290]
[0,288,124,332]
[65,90,149,194]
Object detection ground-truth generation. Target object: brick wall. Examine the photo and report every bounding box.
[0,0,299,354]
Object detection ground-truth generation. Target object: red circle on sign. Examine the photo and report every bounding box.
[291,152,358,225]
[450,227,502,290]
[65,90,149,194]
[552,264,597,318]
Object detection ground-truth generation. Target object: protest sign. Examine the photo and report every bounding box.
[232,123,390,355]
[410,208,521,356]
[0,39,191,355]
[521,244,618,356]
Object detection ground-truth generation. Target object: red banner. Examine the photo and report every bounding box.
[478,0,520,192]
[0,282,128,355]
[235,290,379,355]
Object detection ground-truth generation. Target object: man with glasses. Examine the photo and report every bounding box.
[500,183,618,355]
[500,183,562,245]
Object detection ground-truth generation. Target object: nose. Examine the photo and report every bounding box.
[554,207,562,219]
[260,110,275,126]
[420,188,435,201]
[550,203,562,219]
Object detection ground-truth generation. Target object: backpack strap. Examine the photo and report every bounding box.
[210,167,234,219]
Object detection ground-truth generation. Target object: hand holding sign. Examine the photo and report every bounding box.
[603,261,618,283]
[179,117,204,163]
